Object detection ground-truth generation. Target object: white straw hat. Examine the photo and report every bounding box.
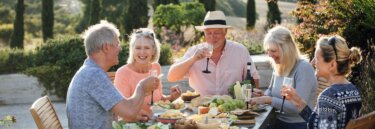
[195,11,232,31]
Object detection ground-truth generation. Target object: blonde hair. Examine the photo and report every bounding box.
[127,28,161,64]
[316,35,362,76]
[263,26,302,76]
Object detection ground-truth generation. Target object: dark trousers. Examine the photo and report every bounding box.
[266,119,307,129]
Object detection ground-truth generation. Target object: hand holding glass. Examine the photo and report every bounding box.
[202,43,213,73]
[242,84,252,109]
[276,77,293,114]
[149,70,158,105]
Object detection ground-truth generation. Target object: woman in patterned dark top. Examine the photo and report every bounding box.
[281,35,363,129]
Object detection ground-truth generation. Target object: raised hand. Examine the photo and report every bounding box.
[281,86,299,104]
[139,76,159,96]
[192,47,209,61]
[252,88,264,97]
[169,85,182,100]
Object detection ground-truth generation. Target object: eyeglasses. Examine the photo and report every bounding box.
[135,29,154,38]
[328,36,338,60]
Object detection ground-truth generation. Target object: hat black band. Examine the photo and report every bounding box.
[204,20,226,25]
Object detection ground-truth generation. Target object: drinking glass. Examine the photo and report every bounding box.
[202,43,213,73]
[242,84,252,109]
[276,77,293,114]
[149,70,158,105]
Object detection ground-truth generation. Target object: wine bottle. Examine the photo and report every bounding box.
[245,62,256,92]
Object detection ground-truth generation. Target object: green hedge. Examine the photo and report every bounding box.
[159,43,173,65]
[0,48,34,74]
[0,24,13,45]
[24,36,86,99]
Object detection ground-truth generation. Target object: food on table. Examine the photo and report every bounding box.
[147,122,170,129]
[112,121,170,129]
[230,109,260,120]
[196,119,220,129]
[198,106,210,114]
[154,100,184,110]
[159,110,184,119]
[175,118,198,129]
[190,95,246,113]
[181,91,200,102]
[233,81,244,100]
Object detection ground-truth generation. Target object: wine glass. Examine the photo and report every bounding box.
[276,77,293,114]
[242,84,252,109]
[149,70,158,105]
[202,43,213,73]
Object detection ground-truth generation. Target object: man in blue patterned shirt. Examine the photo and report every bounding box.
[66,20,159,129]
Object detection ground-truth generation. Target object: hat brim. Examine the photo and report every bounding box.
[195,25,232,31]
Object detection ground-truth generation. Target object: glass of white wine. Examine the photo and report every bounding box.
[202,43,213,73]
[276,77,293,114]
[242,84,252,109]
[149,69,158,105]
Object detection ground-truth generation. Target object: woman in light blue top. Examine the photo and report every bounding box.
[250,26,317,129]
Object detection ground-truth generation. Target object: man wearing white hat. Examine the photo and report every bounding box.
[168,11,260,96]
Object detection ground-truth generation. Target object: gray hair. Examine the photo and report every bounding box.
[81,20,120,56]
[127,28,160,64]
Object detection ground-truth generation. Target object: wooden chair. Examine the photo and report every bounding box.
[107,71,116,83]
[346,111,375,129]
[30,96,63,129]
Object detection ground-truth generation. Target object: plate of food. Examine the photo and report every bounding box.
[250,104,267,112]
[181,91,200,102]
[151,100,186,114]
[156,110,185,124]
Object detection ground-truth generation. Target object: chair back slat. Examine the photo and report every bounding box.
[30,96,63,129]
[346,111,375,129]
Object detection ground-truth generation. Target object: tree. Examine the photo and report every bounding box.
[266,0,281,29]
[42,0,54,42]
[246,0,256,29]
[196,0,215,12]
[88,0,101,25]
[10,0,24,49]
[153,0,179,9]
[122,0,149,36]
[75,0,92,33]
[153,2,205,46]
[100,0,125,32]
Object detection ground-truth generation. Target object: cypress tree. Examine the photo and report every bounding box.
[10,0,24,49]
[42,0,54,42]
[123,0,148,37]
[246,0,256,29]
[75,0,91,33]
[197,0,215,12]
[89,0,101,25]
[266,0,281,28]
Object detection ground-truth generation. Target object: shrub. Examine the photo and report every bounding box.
[0,48,34,74]
[24,36,86,99]
[0,24,13,45]
[109,41,129,71]
[159,43,173,65]
[153,2,205,47]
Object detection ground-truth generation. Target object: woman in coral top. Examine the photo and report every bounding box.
[114,28,181,118]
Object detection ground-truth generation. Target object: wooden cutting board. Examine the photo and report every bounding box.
[232,119,255,125]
